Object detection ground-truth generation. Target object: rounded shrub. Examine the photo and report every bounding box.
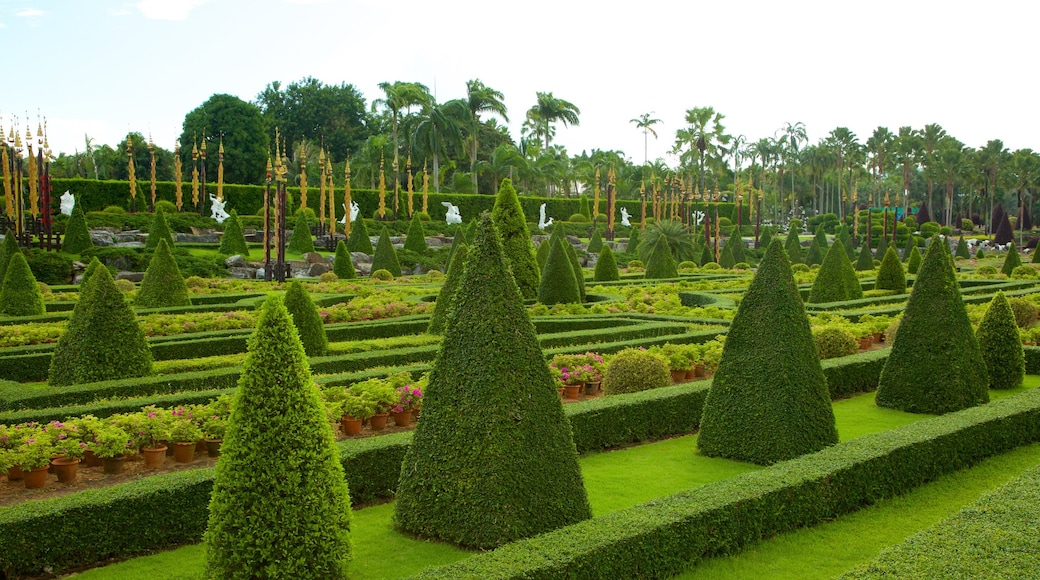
[568,213,589,222]
[319,272,338,283]
[626,259,644,270]
[538,238,580,306]
[428,244,468,335]
[1007,298,1038,328]
[370,226,402,277]
[593,245,619,282]
[370,269,394,281]
[25,250,73,285]
[218,211,250,257]
[0,252,45,316]
[976,292,1025,390]
[62,204,94,254]
[287,211,316,255]
[601,348,671,395]
[185,275,206,288]
[102,205,126,214]
[813,325,858,360]
[135,239,191,308]
[1011,265,1038,279]
[415,211,431,222]
[491,178,541,299]
[154,200,177,214]
[114,279,135,293]
[791,263,810,273]
[875,246,907,293]
[976,265,998,277]
[145,208,174,250]
[678,260,698,271]
[283,280,328,357]
[204,295,351,578]
[332,240,356,279]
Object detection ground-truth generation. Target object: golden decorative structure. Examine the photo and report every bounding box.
[852,181,859,238]
[607,166,617,236]
[216,138,225,201]
[326,152,335,238]
[593,167,601,222]
[391,155,399,218]
[299,141,308,212]
[126,133,136,212]
[200,138,207,214]
[27,124,39,219]
[191,140,200,210]
[422,161,429,215]
[13,127,24,234]
[264,155,272,255]
[343,157,352,239]
[174,141,183,211]
[318,148,327,228]
[652,174,661,223]
[639,179,647,230]
[148,135,157,211]
[406,155,413,218]
[377,155,387,219]
[2,140,12,220]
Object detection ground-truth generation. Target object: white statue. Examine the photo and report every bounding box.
[209,194,230,223]
[691,210,705,225]
[442,201,462,225]
[537,203,554,230]
[59,191,75,216]
[340,200,360,224]
[620,207,631,227]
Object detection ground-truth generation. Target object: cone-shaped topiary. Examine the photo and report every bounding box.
[538,237,581,305]
[875,246,907,293]
[875,237,989,414]
[80,256,103,286]
[814,225,829,253]
[587,228,603,254]
[48,265,152,386]
[283,280,328,357]
[0,252,45,316]
[594,245,620,281]
[491,178,540,299]
[1033,245,1040,264]
[976,291,1024,390]
[564,240,585,301]
[719,242,735,268]
[0,233,21,297]
[370,226,401,277]
[579,195,591,219]
[444,225,465,270]
[907,244,923,274]
[287,212,316,254]
[428,243,468,334]
[955,235,970,259]
[645,236,679,279]
[855,243,875,271]
[204,295,351,578]
[699,244,714,267]
[804,238,823,266]
[976,247,985,260]
[728,228,747,264]
[784,228,802,264]
[218,211,250,257]
[332,240,355,279]
[994,212,1013,245]
[759,226,773,249]
[62,203,94,254]
[135,238,191,308]
[844,254,864,300]
[809,241,859,303]
[626,226,642,253]
[1001,241,1022,276]
[874,234,889,259]
[145,207,175,250]
[465,218,478,244]
[698,240,838,465]
[393,212,591,548]
[844,235,856,261]
[535,238,550,272]
[346,216,373,254]
[403,213,428,254]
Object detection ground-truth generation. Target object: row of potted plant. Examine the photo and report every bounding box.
[321,373,426,436]
[549,352,607,399]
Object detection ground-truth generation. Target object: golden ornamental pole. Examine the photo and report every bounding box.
[343,156,352,239]
[13,127,24,235]
[216,138,224,201]
[318,148,327,229]
[126,134,136,213]
[422,161,429,215]
[852,181,859,240]
[2,142,12,220]
[174,141,183,212]
[639,179,647,230]
[607,166,617,240]
[593,167,601,222]
[406,155,413,218]
[377,155,387,219]
[263,155,272,264]
[298,140,307,212]
[326,153,335,239]
[148,135,157,211]
[191,140,199,211]
[27,127,39,220]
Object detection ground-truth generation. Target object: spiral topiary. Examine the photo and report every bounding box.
[135,238,191,308]
[601,347,671,395]
[975,291,1024,390]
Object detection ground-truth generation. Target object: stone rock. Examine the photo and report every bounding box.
[566,235,581,245]
[351,252,372,264]
[426,237,445,248]
[176,233,219,243]
[89,230,116,246]
[112,241,145,248]
[224,255,248,268]
[303,252,324,264]
[357,261,372,276]
[115,271,145,283]
[307,262,330,277]
[114,231,141,243]
[227,267,258,279]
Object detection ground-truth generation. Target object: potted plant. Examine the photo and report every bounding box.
[391,383,424,427]
[700,336,725,376]
[169,417,202,464]
[16,437,54,489]
[202,415,227,457]
[71,415,106,467]
[52,435,87,483]
[655,344,695,383]
[138,407,172,468]
[339,393,376,436]
[549,354,586,400]
[90,425,131,475]
[348,378,399,431]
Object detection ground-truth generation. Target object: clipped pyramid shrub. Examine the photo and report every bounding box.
[403,213,428,254]
[491,178,540,299]
[0,252,45,316]
[135,238,191,308]
[393,212,591,548]
[975,291,1024,390]
[804,238,823,266]
[564,240,585,301]
[594,245,620,281]
[699,244,714,267]
[284,280,329,357]
[287,212,316,254]
[62,203,94,254]
[626,226,642,253]
[645,236,679,279]
[428,243,468,335]
[539,237,581,306]
[809,241,859,304]
[874,235,889,259]
[784,228,802,264]
[587,228,603,254]
[855,243,875,271]
[698,240,838,465]
[1001,241,1022,276]
[875,237,989,414]
[1032,246,1040,264]
[719,242,735,268]
[955,235,970,259]
[346,216,373,254]
[218,211,250,257]
[814,225,829,253]
[48,265,152,386]
[535,239,550,272]
[994,212,1013,245]
[370,226,401,277]
[906,244,923,274]
[204,295,351,578]
[875,246,907,293]
[145,207,174,250]
[465,218,477,244]
[727,228,746,264]
[0,232,18,286]
[758,226,773,249]
[332,240,355,279]
[444,225,466,270]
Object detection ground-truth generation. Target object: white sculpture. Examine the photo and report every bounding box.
[691,210,705,225]
[442,202,462,225]
[59,191,75,216]
[620,207,631,227]
[340,200,360,224]
[537,203,554,230]
[209,194,230,223]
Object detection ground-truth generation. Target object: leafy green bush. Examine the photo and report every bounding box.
[283,280,329,357]
[332,240,355,279]
[698,240,838,465]
[1007,297,1038,328]
[975,292,1024,390]
[602,348,670,395]
[491,178,541,299]
[370,268,394,281]
[538,238,581,306]
[145,208,174,250]
[204,295,351,578]
[568,213,588,222]
[874,246,907,293]
[24,249,72,285]
[135,239,190,308]
[813,325,859,360]
[62,204,94,254]
[370,226,402,277]
[394,212,591,549]
[0,253,45,316]
[217,211,249,257]
[1011,265,1038,279]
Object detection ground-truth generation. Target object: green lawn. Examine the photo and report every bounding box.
[71,380,1039,579]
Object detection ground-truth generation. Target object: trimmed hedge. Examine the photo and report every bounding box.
[283,280,329,357]
[144,207,174,250]
[874,246,907,293]
[217,211,250,257]
[593,245,620,281]
[976,291,1025,390]
[427,243,467,334]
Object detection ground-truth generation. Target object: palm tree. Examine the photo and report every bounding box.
[630,112,661,166]
[977,139,1010,236]
[372,81,432,197]
[932,136,965,226]
[824,127,858,221]
[917,123,947,219]
[526,92,580,150]
[866,126,894,207]
[412,98,468,192]
[674,107,731,194]
[777,121,807,203]
[892,127,921,220]
[465,79,509,193]
[476,144,526,188]
[1008,148,1040,242]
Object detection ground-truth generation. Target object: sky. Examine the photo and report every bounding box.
[3,0,1038,170]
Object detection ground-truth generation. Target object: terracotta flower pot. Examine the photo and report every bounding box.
[873,332,883,343]
[584,381,600,396]
[411,407,421,422]
[22,466,49,489]
[7,465,24,481]
[858,337,873,350]
[670,369,687,384]
[392,410,412,427]
[83,449,104,467]
[172,442,196,464]
[142,446,168,469]
[52,458,80,483]
[102,456,125,475]
[205,439,222,458]
[369,413,389,431]
[694,364,706,377]
[341,417,363,436]
[563,384,581,400]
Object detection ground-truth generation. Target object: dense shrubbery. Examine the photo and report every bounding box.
[283,280,329,357]
[975,292,1024,390]
[602,348,670,395]
[813,325,859,360]
[0,253,45,316]
[135,239,191,309]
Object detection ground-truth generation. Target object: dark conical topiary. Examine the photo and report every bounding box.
[814,225,829,253]
[855,243,875,271]
[625,226,642,253]
[332,240,355,279]
[699,244,714,267]
[955,235,970,259]
[727,228,747,264]
[135,238,191,308]
[804,238,823,267]
[538,237,581,306]
[48,265,152,386]
[218,211,250,257]
[428,243,468,335]
[758,226,773,249]
[645,236,679,279]
[346,216,373,254]
[491,178,540,299]
[62,203,94,254]
[587,228,603,254]
[564,240,585,301]
[0,232,18,287]
[875,246,907,293]
[535,238,550,272]
[994,212,1013,245]
[698,240,838,465]
[394,212,591,548]
[145,207,174,250]
[403,213,428,254]
[874,234,888,259]
[594,245,619,281]
[915,203,931,226]
[784,227,802,264]
[204,295,351,578]
[370,226,402,277]
[907,244,923,274]
[0,252,45,316]
[976,291,1024,390]
[809,240,859,303]
[287,212,316,254]
[283,280,328,357]
[1001,241,1022,276]
[719,242,735,268]
[875,237,989,414]
[1033,245,1040,264]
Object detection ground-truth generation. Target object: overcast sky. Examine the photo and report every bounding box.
[3,0,1037,169]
